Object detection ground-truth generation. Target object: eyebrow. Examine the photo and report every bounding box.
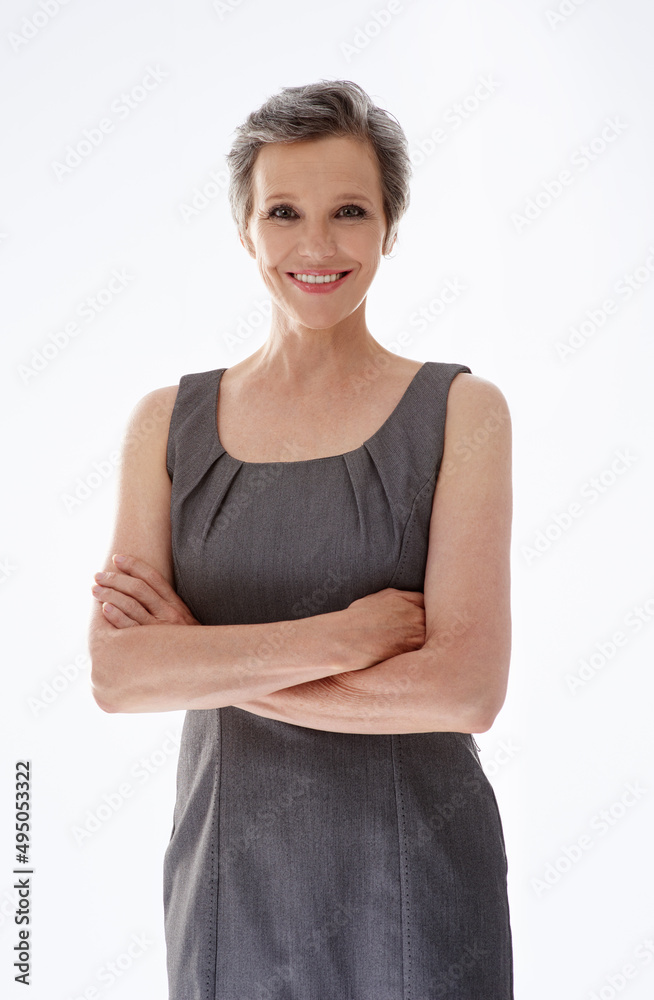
[263,192,375,204]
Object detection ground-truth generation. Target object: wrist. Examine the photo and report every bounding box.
[329,607,368,673]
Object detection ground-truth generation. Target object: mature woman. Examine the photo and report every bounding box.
[88,80,513,999]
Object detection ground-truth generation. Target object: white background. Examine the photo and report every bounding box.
[2,0,653,997]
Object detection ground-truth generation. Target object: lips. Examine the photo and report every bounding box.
[286,270,352,293]
[289,269,351,280]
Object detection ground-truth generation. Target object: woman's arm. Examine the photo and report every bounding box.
[89,389,424,713]
[233,374,513,735]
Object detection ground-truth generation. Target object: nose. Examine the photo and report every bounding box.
[296,217,337,260]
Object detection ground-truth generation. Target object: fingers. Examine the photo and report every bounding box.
[112,554,187,610]
[101,602,140,628]
[92,584,153,625]
[92,554,199,626]
[93,568,168,619]
[400,590,424,607]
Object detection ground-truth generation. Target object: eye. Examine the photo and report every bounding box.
[338,205,368,218]
[265,203,368,220]
[267,204,297,220]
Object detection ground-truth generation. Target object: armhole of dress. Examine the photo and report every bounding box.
[166,376,187,480]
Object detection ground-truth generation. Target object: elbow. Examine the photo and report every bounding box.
[453,705,497,735]
[456,648,510,735]
[463,689,507,734]
[89,634,128,713]
[90,662,121,713]
[468,708,497,734]
[92,685,120,713]
[450,673,508,735]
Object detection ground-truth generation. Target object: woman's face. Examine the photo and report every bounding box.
[241,135,392,331]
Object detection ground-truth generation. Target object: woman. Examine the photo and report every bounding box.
[88,80,513,999]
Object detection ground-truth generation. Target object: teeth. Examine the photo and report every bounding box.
[291,271,347,284]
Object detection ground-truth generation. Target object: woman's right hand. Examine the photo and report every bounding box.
[342,588,426,670]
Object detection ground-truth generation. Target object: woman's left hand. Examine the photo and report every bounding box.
[91,553,200,629]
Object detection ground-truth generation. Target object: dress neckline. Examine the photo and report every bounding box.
[212,361,430,467]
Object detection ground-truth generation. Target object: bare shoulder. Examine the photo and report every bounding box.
[95,384,181,587]
[447,371,510,415]
[127,383,179,425]
[439,372,511,479]
[121,384,179,452]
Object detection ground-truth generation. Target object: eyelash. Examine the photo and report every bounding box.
[266,203,368,220]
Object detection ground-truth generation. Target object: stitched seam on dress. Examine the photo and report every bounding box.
[386,471,437,588]
[387,362,472,585]
[208,710,221,999]
[170,544,188,615]
[391,735,411,999]
[169,534,204,627]
[389,363,471,586]
[166,373,190,478]
[167,455,195,620]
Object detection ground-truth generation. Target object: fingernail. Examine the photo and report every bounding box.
[95,572,108,581]
[113,554,126,565]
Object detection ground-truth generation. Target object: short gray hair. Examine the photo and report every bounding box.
[225,79,412,256]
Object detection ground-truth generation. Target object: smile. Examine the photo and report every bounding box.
[290,271,350,284]
[286,270,352,293]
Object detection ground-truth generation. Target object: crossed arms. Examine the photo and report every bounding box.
[88,373,512,735]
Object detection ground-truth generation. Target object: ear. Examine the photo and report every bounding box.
[239,230,256,258]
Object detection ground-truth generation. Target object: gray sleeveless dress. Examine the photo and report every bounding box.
[163,360,513,1000]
